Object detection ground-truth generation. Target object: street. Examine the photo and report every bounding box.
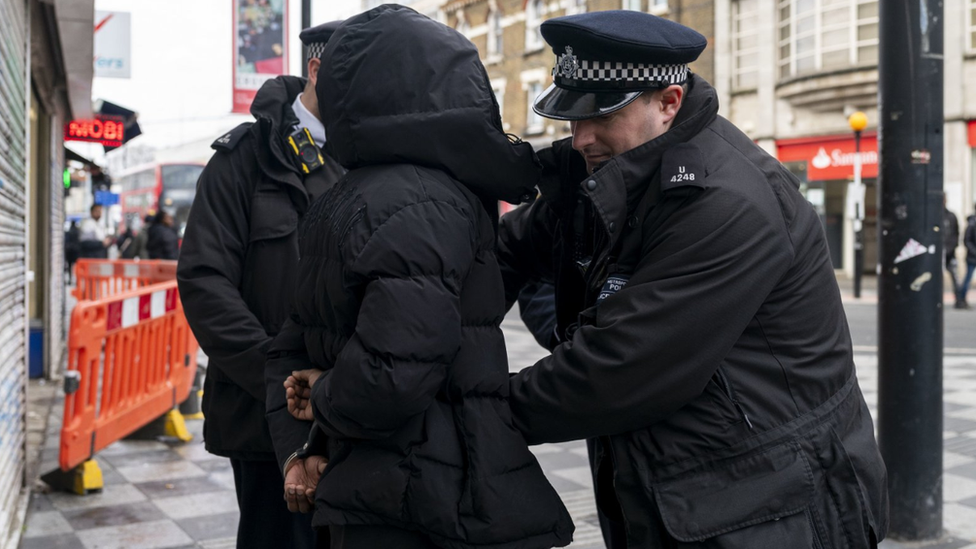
[17,292,976,549]
[846,302,976,354]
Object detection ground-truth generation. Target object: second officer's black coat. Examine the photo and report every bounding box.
[264,6,573,549]
[498,76,888,548]
[177,75,344,459]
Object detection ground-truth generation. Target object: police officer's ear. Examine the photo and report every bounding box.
[306,57,322,90]
[653,84,685,125]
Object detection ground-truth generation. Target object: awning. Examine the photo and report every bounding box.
[64,147,99,168]
[94,99,142,150]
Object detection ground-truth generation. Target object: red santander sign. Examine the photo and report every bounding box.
[777,133,878,180]
[64,115,125,147]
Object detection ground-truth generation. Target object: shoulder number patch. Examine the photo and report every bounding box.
[661,143,706,193]
[211,122,252,152]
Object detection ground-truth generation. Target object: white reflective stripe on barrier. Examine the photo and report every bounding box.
[151,291,166,319]
[121,297,140,328]
[124,264,140,278]
[97,264,114,276]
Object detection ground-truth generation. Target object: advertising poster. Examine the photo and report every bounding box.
[233,0,288,114]
[94,11,131,78]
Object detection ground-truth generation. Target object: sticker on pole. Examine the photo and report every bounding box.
[894,238,928,264]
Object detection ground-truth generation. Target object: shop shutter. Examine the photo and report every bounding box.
[47,125,64,378]
[0,0,30,540]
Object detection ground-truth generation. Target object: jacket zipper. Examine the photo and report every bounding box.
[715,366,754,430]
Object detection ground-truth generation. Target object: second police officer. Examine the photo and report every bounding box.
[177,22,345,549]
[498,11,889,548]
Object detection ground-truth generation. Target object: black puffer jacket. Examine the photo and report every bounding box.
[264,5,573,549]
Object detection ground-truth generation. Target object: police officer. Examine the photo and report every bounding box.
[177,21,344,549]
[497,11,889,548]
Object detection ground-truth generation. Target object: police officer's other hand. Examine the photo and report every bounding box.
[283,455,327,513]
[285,369,323,421]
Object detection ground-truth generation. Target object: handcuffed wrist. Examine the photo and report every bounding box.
[282,452,300,476]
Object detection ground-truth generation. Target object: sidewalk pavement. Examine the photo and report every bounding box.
[17,315,976,549]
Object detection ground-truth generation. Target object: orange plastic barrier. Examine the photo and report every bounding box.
[59,280,199,471]
[73,259,178,301]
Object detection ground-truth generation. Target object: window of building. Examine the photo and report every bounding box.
[526,0,544,51]
[969,0,976,50]
[455,9,470,34]
[777,0,879,79]
[492,80,507,129]
[567,0,587,15]
[488,6,503,57]
[733,0,759,89]
[649,0,668,13]
[622,0,642,10]
[526,81,545,134]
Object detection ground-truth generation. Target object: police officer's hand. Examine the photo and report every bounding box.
[283,455,327,513]
[285,369,323,421]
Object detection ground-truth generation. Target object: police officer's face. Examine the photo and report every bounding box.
[571,85,684,174]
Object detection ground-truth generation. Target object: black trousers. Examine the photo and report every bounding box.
[321,525,441,549]
[230,458,317,549]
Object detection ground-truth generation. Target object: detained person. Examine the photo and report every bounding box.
[264,5,573,549]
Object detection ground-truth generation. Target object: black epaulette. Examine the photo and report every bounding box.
[211,123,253,152]
[660,143,707,194]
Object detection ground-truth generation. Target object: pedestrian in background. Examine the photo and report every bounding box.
[177,20,345,549]
[945,194,964,308]
[126,214,153,260]
[115,217,137,258]
[147,210,179,260]
[960,205,976,309]
[64,221,80,284]
[267,6,572,549]
[78,204,111,259]
[498,10,888,548]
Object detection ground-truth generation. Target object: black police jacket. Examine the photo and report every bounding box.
[264,6,573,548]
[497,75,889,548]
[177,75,344,459]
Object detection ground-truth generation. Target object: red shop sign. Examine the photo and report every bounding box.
[777,133,878,180]
[64,115,126,147]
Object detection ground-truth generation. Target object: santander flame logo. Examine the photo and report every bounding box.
[811,147,832,170]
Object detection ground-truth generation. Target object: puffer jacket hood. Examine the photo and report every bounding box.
[316,4,540,204]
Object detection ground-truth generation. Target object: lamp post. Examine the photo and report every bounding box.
[848,111,868,298]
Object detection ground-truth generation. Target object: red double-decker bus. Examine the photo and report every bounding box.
[116,162,205,236]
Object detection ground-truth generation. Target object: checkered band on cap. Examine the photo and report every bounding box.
[306,42,327,60]
[570,60,688,84]
[551,46,689,91]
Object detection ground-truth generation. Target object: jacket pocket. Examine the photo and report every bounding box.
[653,440,822,548]
[249,191,298,242]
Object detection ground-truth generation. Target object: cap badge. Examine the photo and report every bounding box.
[556,46,579,79]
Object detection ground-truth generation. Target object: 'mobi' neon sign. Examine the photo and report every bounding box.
[64,116,125,146]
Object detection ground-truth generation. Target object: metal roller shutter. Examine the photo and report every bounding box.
[0,0,30,541]
[47,124,64,377]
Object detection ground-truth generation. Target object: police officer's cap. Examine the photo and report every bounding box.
[300,20,343,60]
[534,11,706,121]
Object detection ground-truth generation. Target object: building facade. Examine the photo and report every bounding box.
[0,1,92,546]
[715,0,973,276]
